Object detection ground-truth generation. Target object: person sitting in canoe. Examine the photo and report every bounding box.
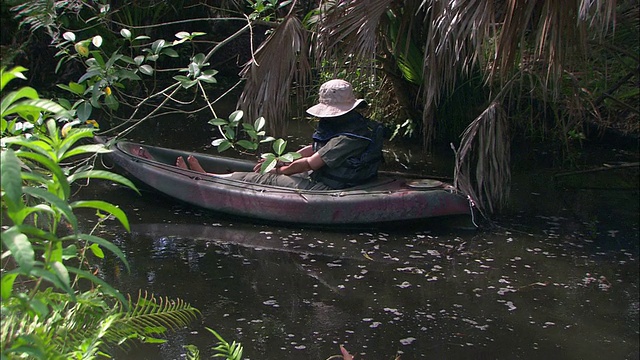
[176,79,385,190]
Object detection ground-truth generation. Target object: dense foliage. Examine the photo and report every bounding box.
[0,67,206,358]
[2,0,636,215]
[0,1,637,357]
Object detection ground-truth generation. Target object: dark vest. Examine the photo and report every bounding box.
[311,112,384,189]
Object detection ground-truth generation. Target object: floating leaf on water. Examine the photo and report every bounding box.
[399,337,416,345]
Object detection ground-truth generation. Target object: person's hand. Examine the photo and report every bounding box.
[253,158,265,172]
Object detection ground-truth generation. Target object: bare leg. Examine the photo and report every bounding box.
[186,155,207,173]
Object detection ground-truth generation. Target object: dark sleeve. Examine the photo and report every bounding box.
[316,135,369,168]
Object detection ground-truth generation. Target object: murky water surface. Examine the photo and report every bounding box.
[87,120,638,359]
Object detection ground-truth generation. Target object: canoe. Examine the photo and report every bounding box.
[101,138,472,225]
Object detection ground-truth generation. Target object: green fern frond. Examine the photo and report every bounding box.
[106,290,201,346]
[207,327,243,360]
[184,344,200,360]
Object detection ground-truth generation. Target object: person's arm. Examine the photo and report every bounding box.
[297,144,314,157]
[253,144,315,172]
[277,152,325,175]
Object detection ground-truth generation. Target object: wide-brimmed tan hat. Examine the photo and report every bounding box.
[306,79,367,118]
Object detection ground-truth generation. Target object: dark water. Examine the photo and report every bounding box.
[85,118,638,360]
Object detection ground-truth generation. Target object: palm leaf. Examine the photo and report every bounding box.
[239,15,310,136]
[420,0,497,145]
[314,0,392,66]
[453,102,510,216]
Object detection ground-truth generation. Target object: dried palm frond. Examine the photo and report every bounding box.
[238,15,310,136]
[313,0,393,73]
[453,102,510,217]
[420,0,497,146]
[492,0,617,96]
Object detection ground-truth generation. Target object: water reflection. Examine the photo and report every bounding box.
[101,215,638,360]
[92,119,638,359]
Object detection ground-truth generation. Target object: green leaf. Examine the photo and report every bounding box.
[191,53,207,66]
[89,243,105,258]
[56,82,85,96]
[162,48,179,57]
[60,144,110,160]
[151,39,166,54]
[2,136,52,157]
[16,151,71,198]
[1,66,28,91]
[62,31,76,42]
[1,228,35,274]
[105,53,123,70]
[217,140,232,152]
[237,140,257,151]
[118,69,142,80]
[1,87,39,116]
[105,94,119,111]
[120,29,132,39]
[173,75,197,89]
[253,116,266,131]
[209,118,228,126]
[142,337,167,344]
[66,267,125,304]
[279,152,301,162]
[1,149,24,214]
[272,138,286,155]
[229,110,244,123]
[30,267,75,298]
[65,233,130,273]
[50,261,71,290]
[1,273,18,299]
[68,169,139,194]
[44,241,63,266]
[211,138,225,146]
[245,129,258,142]
[196,74,216,83]
[77,101,92,122]
[224,128,236,141]
[62,244,78,260]
[134,55,145,66]
[11,224,60,243]
[71,200,130,231]
[78,68,102,84]
[57,127,95,155]
[175,31,190,39]
[139,65,154,76]
[4,99,66,121]
[260,156,277,174]
[23,187,77,230]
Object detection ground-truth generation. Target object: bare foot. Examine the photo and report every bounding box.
[176,156,188,169]
[133,146,153,159]
[186,155,207,173]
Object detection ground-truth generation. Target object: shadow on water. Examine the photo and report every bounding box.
[84,118,639,359]
[84,180,639,360]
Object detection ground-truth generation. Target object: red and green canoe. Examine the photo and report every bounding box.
[102,138,472,225]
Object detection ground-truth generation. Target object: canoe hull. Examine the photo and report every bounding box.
[103,139,471,225]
